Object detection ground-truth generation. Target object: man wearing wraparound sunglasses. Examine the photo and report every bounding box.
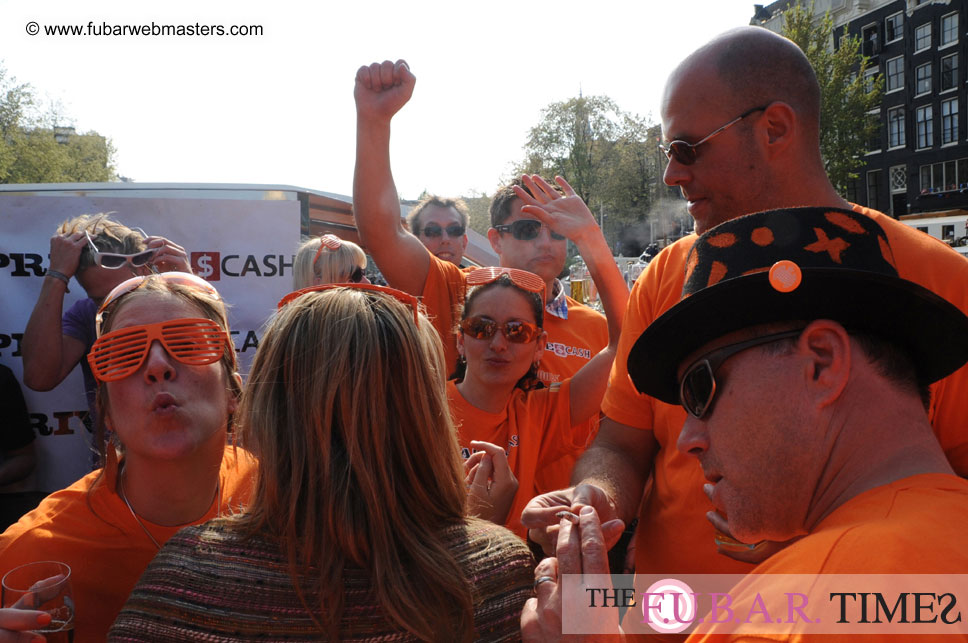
[523,26,968,585]
[406,194,470,266]
[22,213,191,433]
[521,208,968,640]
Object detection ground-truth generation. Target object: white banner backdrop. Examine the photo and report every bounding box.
[0,193,300,492]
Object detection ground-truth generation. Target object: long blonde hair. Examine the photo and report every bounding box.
[292,235,367,289]
[237,287,473,640]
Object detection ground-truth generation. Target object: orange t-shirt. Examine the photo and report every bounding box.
[423,253,608,493]
[421,252,608,381]
[0,446,257,642]
[685,474,968,643]
[448,379,594,538]
[601,205,968,578]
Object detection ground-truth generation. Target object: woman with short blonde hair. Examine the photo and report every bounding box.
[292,234,368,289]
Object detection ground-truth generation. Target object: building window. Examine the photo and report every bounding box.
[862,24,880,57]
[941,98,958,144]
[915,62,932,95]
[886,56,904,91]
[916,226,928,233]
[941,54,958,91]
[890,165,907,192]
[915,23,931,51]
[885,12,903,43]
[941,12,958,46]
[867,170,882,211]
[846,179,859,203]
[888,106,906,148]
[921,157,968,192]
[942,224,955,241]
[864,68,879,94]
[866,109,882,153]
[916,105,933,149]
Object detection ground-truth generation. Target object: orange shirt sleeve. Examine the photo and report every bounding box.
[420,252,471,376]
[601,236,696,429]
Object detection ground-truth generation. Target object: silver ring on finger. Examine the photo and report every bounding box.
[533,575,556,590]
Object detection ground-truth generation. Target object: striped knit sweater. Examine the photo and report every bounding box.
[110,516,534,642]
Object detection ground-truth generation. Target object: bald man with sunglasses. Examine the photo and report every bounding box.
[22,213,191,431]
[522,26,968,582]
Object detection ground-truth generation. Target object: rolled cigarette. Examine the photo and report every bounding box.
[555,510,580,524]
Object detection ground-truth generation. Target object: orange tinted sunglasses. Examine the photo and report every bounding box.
[277,283,422,325]
[96,272,221,336]
[465,267,546,301]
[87,318,230,382]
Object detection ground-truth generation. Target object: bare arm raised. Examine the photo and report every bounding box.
[514,175,629,425]
[22,231,89,391]
[353,59,431,296]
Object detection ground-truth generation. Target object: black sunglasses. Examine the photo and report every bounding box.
[421,223,465,238]
[659,105,769,166]
[346,266,366,283]
[493,219,566,241]
[678,329,803,419]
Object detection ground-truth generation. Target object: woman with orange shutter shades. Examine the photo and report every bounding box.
[0,272,255,641]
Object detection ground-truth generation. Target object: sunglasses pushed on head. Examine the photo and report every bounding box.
[85,228,156,270]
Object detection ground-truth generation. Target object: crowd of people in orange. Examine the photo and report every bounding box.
[1,25,967,643]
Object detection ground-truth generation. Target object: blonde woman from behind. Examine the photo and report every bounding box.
[112,283,534,642]
[292,234,369,289]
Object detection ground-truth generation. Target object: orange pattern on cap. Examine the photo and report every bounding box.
[707,233,737,248]
[708,261,728,286]
[684,250,700,286]
[751,227,774,246]
[805,228,849,264]
[825,210,866,234]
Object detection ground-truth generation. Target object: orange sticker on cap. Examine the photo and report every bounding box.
[769,260,801,293]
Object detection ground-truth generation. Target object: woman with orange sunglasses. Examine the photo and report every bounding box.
[452,262,625,539]
[0,272,256,641]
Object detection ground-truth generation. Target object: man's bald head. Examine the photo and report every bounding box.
[669,27,821,140]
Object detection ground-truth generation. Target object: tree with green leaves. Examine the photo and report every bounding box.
[1,63,116,184]
[516,94,661,254]
[782,1,884,194]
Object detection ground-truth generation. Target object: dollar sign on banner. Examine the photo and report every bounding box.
[196,256,213,277]
[190,252,220,280]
